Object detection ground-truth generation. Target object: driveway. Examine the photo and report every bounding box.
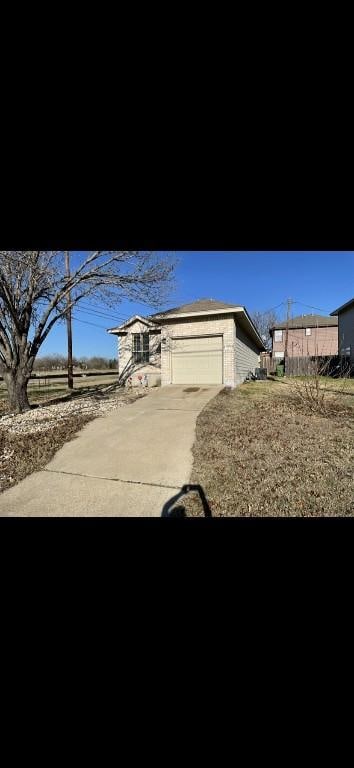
[0,385,220,516]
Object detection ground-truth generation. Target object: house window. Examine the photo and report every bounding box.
[305,328,312,336]
[133,333,149,363]
[274,351,284,360]
[274,330,283,342]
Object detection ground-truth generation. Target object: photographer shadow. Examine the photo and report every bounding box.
[161,484,212,518]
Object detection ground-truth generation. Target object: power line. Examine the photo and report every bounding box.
[264,301,286,314]
[293,300,331,314]
[72,305,129,323]
[35,298,129,324]
[71,315,109,329]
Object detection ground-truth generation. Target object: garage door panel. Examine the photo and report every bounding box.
[171,336,223,385]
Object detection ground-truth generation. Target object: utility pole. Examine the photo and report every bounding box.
[65,251,74,390]
[284,297,293,363]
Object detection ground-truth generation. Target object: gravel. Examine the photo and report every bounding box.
[0,389,146,435]
[0,388,147,492]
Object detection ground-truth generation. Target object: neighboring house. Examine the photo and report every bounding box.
[107,299,265,387]
[330,297,354,364]
[269,315,338,361]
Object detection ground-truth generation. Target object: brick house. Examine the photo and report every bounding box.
[330,297,354,364]
[269,314,338,362]
[107,299,265,387]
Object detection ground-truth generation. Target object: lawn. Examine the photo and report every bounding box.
[184,378,354,517]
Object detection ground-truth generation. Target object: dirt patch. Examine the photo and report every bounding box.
[183,381,354,517]
[183,387,200,393]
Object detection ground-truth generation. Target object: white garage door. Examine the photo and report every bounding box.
[171,336,223,385]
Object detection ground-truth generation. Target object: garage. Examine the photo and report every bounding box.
[171,335,223,385]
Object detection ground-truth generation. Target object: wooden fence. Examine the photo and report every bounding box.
[284,355,351,377]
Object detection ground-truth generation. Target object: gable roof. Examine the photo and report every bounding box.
[150,298,242,317]
[270,314,338,331]
[107,315,160,334]
[106,299,265,350]
[151,298,265,350]
[330,297,354,316]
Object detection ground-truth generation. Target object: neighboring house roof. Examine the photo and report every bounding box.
[150,298,243,317]
[330,297,354,316]
[107,315,161,334]
[270,314,338,332]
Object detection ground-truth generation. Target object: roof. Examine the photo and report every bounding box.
[107,299,265,350]
[151,298,265,350]
[330,297,354,316]
[270,314,338,331]
[107,315,160,334]
[150,298,242,318]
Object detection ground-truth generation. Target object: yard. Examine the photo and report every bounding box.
[2,372,354,516]
[0,382,146,494]
[0,371,119,411]
[184,377,354,517]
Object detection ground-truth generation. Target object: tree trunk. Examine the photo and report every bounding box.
[3,369,31,413]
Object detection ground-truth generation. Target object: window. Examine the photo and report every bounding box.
[305,328,311,336]
[274,330,282,342]
[274,351,284,359]
[133,333,149,363]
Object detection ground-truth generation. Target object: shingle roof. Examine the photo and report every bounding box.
[270,314,338,331]
[151,298,242,317]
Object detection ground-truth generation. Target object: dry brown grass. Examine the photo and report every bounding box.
[0,388,145,494]
[0,413,95,493]
[184,380,354,517]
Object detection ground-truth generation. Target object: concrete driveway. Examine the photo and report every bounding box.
[0,385,220,516]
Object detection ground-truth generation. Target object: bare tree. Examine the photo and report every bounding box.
[251,309,279,351]
[0,251,175,412]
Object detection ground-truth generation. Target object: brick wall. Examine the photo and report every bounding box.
[117,320,161,385]
[160,314,237,386]
[114,314,262,388]
[272,326,338,358]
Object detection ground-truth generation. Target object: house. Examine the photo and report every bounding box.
[269,314,338,362]
[330,297,354,364]
[107,299,265,387]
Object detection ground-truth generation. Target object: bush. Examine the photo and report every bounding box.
[291,357,351,415]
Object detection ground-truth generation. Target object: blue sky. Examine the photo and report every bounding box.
[39,252,354,358]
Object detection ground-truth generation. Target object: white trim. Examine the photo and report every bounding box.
[107,315,159,334]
